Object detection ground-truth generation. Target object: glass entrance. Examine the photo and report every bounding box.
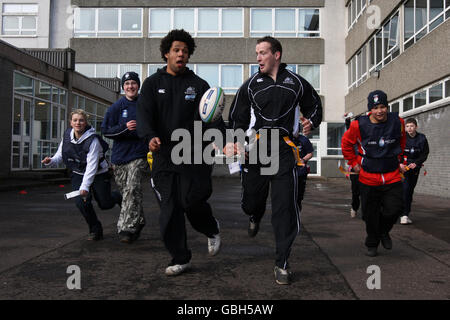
[11,96,32,170]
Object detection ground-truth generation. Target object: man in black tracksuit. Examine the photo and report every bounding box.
[226,36,322,285]
[400,118,429,225]
[137,29,223,276]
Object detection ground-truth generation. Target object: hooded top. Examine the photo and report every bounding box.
[47,127,109,192]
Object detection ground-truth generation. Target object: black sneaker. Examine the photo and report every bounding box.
[130,224,145,242]
[274,266,291,285]
[119,231,133,243]
[248,216,260,238]
[366,247,378,257]
[380,234,392,250]
[87,232,103,241]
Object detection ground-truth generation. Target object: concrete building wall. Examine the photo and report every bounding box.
[72,0,325,8]
[0,0,51,48]
[322,0,347,122]
[50,0,72,48]
[411,104,450,198]
[345,19,450,116]
[70,38,325,65]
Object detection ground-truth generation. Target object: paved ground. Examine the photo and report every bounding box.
[0,176,449,301]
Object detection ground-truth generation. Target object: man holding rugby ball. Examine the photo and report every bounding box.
[137,29,224,277]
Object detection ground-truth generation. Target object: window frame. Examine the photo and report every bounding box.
[148,8,244,38]
[389,76,450,115]
[403,0,449,50]
[74,7,143,38]
[1,3,38,36]
[250,7,321,38]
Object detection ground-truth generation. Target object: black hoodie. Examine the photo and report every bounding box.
[137,66,224,173]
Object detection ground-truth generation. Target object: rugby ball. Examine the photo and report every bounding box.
[199,87,225,123]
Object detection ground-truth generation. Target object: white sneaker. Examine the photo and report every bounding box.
[400,215,412,225]
[350,208,357,218]
[165,263,191,276]
[208,234,221,256]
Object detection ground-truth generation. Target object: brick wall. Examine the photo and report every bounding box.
[409,104,450,198]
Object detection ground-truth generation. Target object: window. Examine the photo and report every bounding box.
[2,3,38,35]
[74,8,142,37]
[348,0,367,30]
[349,11,399,89]
[404,0,449,50]
[149,8,243,37]
[195,64,243,94]
[429,83,443,102]
[76,63,141,80]
[250,8,320,37]
[251,64,321,93]
[148,64,165,76]
[392,77,450,114]
[327,123,345,155]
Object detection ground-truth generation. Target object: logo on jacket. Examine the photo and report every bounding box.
[283,77,295,85]
[185,86,197,101]
[257,78,263,83]
[379,137,385,147]
[158,89,165,94]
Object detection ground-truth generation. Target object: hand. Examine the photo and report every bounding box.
[149,137,161,152]
[352,164,361,174]
[126,120,137,131]
[41,157,52,165]
[301,117,312,135]
[80,190,89,197]
[408,163,417,170]
[223,142,236,157]
[399,164,407,173]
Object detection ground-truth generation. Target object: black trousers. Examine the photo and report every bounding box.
[241,153,299,269]
[360,182,403,248]
[151,168,219,266]
[350,173,360,211]
[402,171,420,216]
[297,174,307,213]
[71,172,122,235]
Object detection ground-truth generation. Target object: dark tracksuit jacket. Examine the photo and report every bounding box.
[403,132,429,215]
[101,96,148,165]
[137,66,223,265]
[229,63,323,269]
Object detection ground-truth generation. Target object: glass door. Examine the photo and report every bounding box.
[308,139,321,176]
[11,96,32,170]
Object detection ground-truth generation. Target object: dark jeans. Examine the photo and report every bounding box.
[71,172,122,235]
[350,173,360,211]
[402,171,419,216]
[360,182,403,248]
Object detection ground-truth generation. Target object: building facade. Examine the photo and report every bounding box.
[345,0,450,197]
[2,0,447,197]
[66,0,348,177]
[0,39,120,177]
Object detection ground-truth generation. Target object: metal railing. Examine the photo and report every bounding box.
[24,48,76,71]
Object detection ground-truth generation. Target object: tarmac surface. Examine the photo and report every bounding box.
[0,175,449,301]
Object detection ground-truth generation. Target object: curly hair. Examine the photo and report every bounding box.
[160,29,196,62]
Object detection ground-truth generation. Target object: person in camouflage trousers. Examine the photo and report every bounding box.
[114,158,148,238]
[101,72,149,243]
